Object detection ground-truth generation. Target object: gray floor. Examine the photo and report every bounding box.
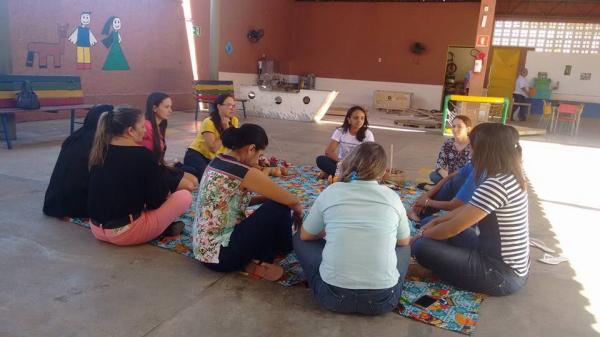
[1,112,599,337]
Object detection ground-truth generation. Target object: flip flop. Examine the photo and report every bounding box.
[538,253,568,265]
[530,238,556,254]
[244,260,284,281]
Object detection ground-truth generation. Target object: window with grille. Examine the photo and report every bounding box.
[492,20,600,54]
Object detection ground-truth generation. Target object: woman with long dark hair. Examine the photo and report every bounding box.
[87,106,192,246]
[140,92,197,192]
[412,123,529,296]
[316,106,374,178]
[296,142,411,315]
[181,94,238,178]
[193,124,303,281]
[43,104,113,218]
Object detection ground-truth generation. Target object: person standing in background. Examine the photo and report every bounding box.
[512,68,530,121]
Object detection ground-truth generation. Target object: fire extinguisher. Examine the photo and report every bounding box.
[474,52,486,73]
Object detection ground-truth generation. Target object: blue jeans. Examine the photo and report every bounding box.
[293,233,411,315]
[179,148,211,179]
[412,228,527,296]
[316,155,337,177]
[420,172,466,220]
[429,170,443,184]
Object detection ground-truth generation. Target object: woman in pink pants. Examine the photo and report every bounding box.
[87,106,192,246]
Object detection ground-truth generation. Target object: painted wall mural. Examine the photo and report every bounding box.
[101,16,129,71]
[25,23,68,68]
[68,11,97,70]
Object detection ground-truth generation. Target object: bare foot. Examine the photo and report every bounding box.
[407,209,421,221]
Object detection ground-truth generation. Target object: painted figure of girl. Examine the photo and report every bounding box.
[101,16,130,71]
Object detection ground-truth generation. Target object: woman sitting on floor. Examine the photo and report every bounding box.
[193,123,303,281]
[295,142,411,315]
[43,104,113,219]
[428,115,472,185]
[88,106,193,246]
[316,106,374,178]
[412,123,529,296]
[408,162,476,222]
[181,93,239,179]
[140,92,198,192]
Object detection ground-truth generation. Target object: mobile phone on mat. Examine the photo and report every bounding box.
[413,295,438,309]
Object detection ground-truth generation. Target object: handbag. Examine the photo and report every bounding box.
[15,80,41,110]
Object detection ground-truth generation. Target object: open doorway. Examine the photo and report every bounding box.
[442,46,475,104]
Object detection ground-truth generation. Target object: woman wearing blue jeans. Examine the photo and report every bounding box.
[294,142,411,315]
[412,123,530,296]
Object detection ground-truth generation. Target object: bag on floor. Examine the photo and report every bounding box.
[15,80,40,110]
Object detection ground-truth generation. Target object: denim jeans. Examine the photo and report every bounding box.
[293,233,411,315]
[429,170,443,184]
[179,148,211,179]
[419,172,467,221]
[316,155,337,177]
[412,228,527,296]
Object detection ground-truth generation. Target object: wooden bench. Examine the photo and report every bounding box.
[0,75,92,149]
[193,80,247,121]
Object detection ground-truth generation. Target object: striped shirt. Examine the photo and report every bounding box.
[469,174,530,277]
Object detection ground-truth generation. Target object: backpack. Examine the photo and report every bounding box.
[16,80,40,110]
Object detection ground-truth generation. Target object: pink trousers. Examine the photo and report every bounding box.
[90,190,193,246]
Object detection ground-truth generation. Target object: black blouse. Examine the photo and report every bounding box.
[88,145,170,223]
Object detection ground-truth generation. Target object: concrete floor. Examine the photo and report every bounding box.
[1,112,599,337]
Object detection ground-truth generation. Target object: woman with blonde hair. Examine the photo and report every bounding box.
[295,142,411,315]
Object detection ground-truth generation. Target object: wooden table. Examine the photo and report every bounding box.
[0,104,94,149]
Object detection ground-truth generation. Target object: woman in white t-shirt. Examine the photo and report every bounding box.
[316,106,375,178]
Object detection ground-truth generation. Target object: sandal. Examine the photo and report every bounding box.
[245,260,284,281]
[530,238,556,254]
[538,253,568,265]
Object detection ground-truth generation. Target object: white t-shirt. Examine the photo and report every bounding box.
[514,75,529,97]
[331,128,375,161]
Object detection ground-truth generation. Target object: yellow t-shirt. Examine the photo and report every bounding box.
[189,116,239,159]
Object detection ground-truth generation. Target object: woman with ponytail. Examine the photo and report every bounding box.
[193,123,302,281]
[87,106,192,246]
[182,93,239,179]
[140,92,198,192]
[294,142,411,315]
[412,123,529,296]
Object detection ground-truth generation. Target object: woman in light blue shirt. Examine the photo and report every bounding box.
[294,142,411,315]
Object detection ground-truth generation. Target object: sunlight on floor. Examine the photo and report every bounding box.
[521,140,600,333]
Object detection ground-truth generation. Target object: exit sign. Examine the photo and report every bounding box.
[476,35,489,47]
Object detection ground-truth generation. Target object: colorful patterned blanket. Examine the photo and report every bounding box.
[70,165,484,335]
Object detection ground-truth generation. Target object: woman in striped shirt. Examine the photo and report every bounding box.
[411,123,529,296]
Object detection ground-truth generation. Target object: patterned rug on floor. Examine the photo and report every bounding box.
[69,165,484,335]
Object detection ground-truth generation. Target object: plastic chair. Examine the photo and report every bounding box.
[537,100,554,130]
[554,103,584,136]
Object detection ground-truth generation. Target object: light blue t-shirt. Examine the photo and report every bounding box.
[303,180,411,290]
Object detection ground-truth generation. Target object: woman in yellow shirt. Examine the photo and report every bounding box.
[181,94,239,178]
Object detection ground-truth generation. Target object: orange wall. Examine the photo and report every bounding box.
[289,2,479,85]
[218,0,294,74]
[8,0,195,110]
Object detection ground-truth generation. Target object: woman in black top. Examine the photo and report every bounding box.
[43,104,113,218]
[87,106,192,246]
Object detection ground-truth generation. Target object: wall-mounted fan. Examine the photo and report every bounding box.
[247,29,264,43]
[410,42,427,55]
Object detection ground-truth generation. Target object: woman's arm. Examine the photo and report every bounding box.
[202,132,222,153]
[300,226,325,241]
[324,139,339,162]
[242,168,302,210]
[422,204,487,240]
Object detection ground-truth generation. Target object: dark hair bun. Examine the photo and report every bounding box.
[221,127,241,149]
[221,123,268,151]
